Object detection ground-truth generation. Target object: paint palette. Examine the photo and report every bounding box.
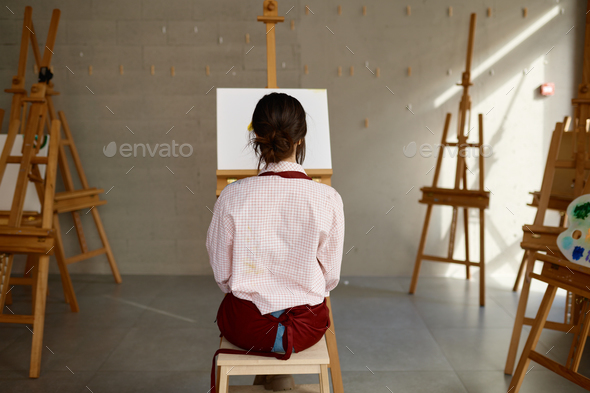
[557,194,590,265]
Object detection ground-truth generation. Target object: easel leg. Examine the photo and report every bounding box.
[448,207,458,262]
[30,255,39,315]
[29,255,49,378]
[463,207,470,280]
[566,299,590,371]
[508,284,557,393]
[325,296,343,393]
[505,252,535,374]
[512,251,528,292]
[409,204,433,294]
[0,254,14,311]
[24,254,35,277]
[53,212,79,312]
[90,208,122,284]
[478,208,485,307]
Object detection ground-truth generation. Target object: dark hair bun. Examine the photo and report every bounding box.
[249,92,307,171]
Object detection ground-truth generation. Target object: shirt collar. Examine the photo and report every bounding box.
[258,161,308,176]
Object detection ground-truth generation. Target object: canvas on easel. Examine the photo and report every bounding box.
[216,87,333,195]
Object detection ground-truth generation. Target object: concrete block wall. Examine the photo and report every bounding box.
[0,0,585,278]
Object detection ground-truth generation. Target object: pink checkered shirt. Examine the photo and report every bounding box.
[206,161,345,315]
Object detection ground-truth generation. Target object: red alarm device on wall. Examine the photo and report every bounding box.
[540,83,555,96]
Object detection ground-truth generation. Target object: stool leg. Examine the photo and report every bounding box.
[319,364,330,393]
[218,365,229,393]
[508,284,557,393]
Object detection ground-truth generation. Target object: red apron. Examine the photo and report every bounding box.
[210,169,331,391]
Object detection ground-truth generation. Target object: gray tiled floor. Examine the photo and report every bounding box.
[1,274,590,392]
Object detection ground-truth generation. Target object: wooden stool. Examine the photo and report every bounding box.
[216,336,331,393]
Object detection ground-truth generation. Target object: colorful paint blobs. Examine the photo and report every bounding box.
[557,194,590,265]
[573,202,590,220]
[572,246,585,261]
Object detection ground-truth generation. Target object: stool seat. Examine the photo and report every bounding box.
[216,336,331,393]
[218,336,330,367]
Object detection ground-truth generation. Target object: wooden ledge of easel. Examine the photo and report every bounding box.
[521,225,566,235]
[216,169,334,196]
[0,212,42,227]
[4,88,27,94]
[216,169,333,177]
[420,187,489,197]
[571,98,590,104]
[257,15,284,23]
[54,187,104,201]
[528,191,573,211]
[0,236,54,254]
[0,227,54,237]
[520,225,565,253]
[419,187,490,209]
[444,142,482,148]
[553,160,590,170]
[53,195,107,214]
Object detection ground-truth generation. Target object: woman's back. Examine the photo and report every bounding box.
[207,160,344,315]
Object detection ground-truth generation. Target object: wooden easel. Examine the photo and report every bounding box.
[507,252,590,392]
[2,6,121,314]
[503,123,590,374]
[505,0,590,374]
[511,118,571,293]
[215,0,332,192]
[409,13,490,307]
[214,2,344,393]
[0,83,62,380]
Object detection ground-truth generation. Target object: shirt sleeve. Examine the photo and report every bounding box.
[317,191,345,294]
[206,192,234,293]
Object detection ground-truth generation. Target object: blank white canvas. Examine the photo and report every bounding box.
[0,134,49,214]
[216,88,332,170]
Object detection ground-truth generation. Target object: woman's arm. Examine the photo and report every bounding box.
[206,194,234,293]
[317,191,345,293]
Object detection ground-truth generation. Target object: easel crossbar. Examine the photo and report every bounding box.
[421,254,481,267]
[529,351,590,389]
